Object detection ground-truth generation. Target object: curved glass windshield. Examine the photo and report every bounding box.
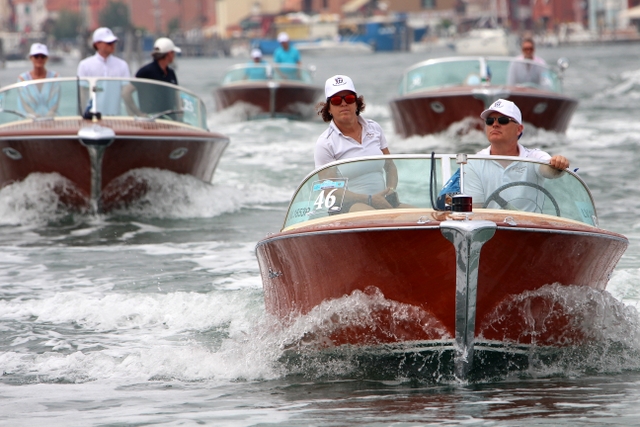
[398,57,563,95]
[283,155,595,230]
[221,64,314,84]
[0,77,208,130]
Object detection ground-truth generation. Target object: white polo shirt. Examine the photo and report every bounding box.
[77,53,131,116]
[77,53,130,78]
[314,116,389,195]
[464,143,552,212]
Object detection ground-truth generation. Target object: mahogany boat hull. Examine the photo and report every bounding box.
[213,82,323,120]
[256,211,627,351]
[0,118,229,211]
[389,88,578,137]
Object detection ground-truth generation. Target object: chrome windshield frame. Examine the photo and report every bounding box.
[282,154,595,230]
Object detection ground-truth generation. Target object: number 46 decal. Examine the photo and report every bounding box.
[314,188,338,209]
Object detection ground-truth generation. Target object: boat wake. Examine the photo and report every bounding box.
[263,283,640,384]
[0,168,256,224]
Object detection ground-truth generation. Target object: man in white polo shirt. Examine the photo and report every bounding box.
[463,99,570,212]
[77,27,130,115]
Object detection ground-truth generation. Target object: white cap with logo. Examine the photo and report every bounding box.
[324,75,356,98]
[251,48,262,58]
[480,99,522,124]
[92,27,118,44]
[29,43,49,57]
[277,32,290,43]
[153,37,182,54]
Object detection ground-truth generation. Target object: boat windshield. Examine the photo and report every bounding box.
[282,155,596,230]
[221,64,315,84]
[397,57,563,95]
[0,77,208,130]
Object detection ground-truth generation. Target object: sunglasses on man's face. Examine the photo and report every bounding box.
[485,116,517,126]
[522,47,534,51]
[329,94,357,106]
[32,54,47,59]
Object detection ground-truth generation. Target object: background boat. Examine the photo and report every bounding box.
[0,77,229,213]
[453,27,517,55]
[389,56,578,137]
[293,39,373,56]
[213,63,323,120]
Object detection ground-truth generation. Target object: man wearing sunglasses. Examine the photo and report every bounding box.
[77,27,131,116]
[463,98,570,211]
[508,38,546,87]
[314,75,401,212]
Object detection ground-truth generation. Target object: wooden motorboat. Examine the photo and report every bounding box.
[213,63,323,120]
[255,154,627,379]
[0,77,229,213]
[389,56,579,137]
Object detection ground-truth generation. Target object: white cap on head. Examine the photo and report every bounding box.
[480,99,522,124]
[324,75,356,98]
[153,37,182,54]
[251,48,262,58]
[277,32,290,43]
[29,43,49,57]
[92,27,118,44]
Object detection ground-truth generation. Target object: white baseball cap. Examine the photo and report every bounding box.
[325,75,356,98]
[29,43,49,57]
[480,99,522,124]
[153,37,182,54]
[251,48,262,58]
[93,27,118,44]
[277,32,290,43]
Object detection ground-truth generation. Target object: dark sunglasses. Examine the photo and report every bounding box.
[522,47,534,51]
[32,54,47,59]
[485,116,517,126]
[329,94,357,106]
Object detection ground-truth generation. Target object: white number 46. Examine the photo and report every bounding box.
[314,189,337,210]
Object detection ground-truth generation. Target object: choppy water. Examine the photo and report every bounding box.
[2,43,640,426]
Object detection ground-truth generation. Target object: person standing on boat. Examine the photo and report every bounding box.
[16,43,60,117]
[124,37,182,118]
[135,37,180,85]
[463,99,570,211]
[273,32,301,80]
[315,74,401,212]
[76,27,130,116]
[517,38,546,65]
[244,48,269,80]
[508,38,546,87]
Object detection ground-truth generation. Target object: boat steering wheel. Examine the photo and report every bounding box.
[483,181,560,216]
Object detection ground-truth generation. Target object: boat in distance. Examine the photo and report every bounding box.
[293,39,374,56]
[453,28,517,56]
[255,154,627,379]
[213,63,323,120]
[0,77,229,213]
[389,56,578,138]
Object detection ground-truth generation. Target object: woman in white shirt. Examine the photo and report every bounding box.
[315,75,400,211]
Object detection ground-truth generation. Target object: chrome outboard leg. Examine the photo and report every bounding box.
[441,219,496,379]
[78,125,115,214]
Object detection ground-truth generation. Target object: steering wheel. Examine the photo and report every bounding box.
[483,181,560,216]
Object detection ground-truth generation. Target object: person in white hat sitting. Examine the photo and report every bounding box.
[314,75,404,212]
[273,32,301,80]
[244,48,268,80]
[122,37,183,119]
[463,98,570,211]
[135,37,181,85]
[16,43,60,117]
[77,27,131,116]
